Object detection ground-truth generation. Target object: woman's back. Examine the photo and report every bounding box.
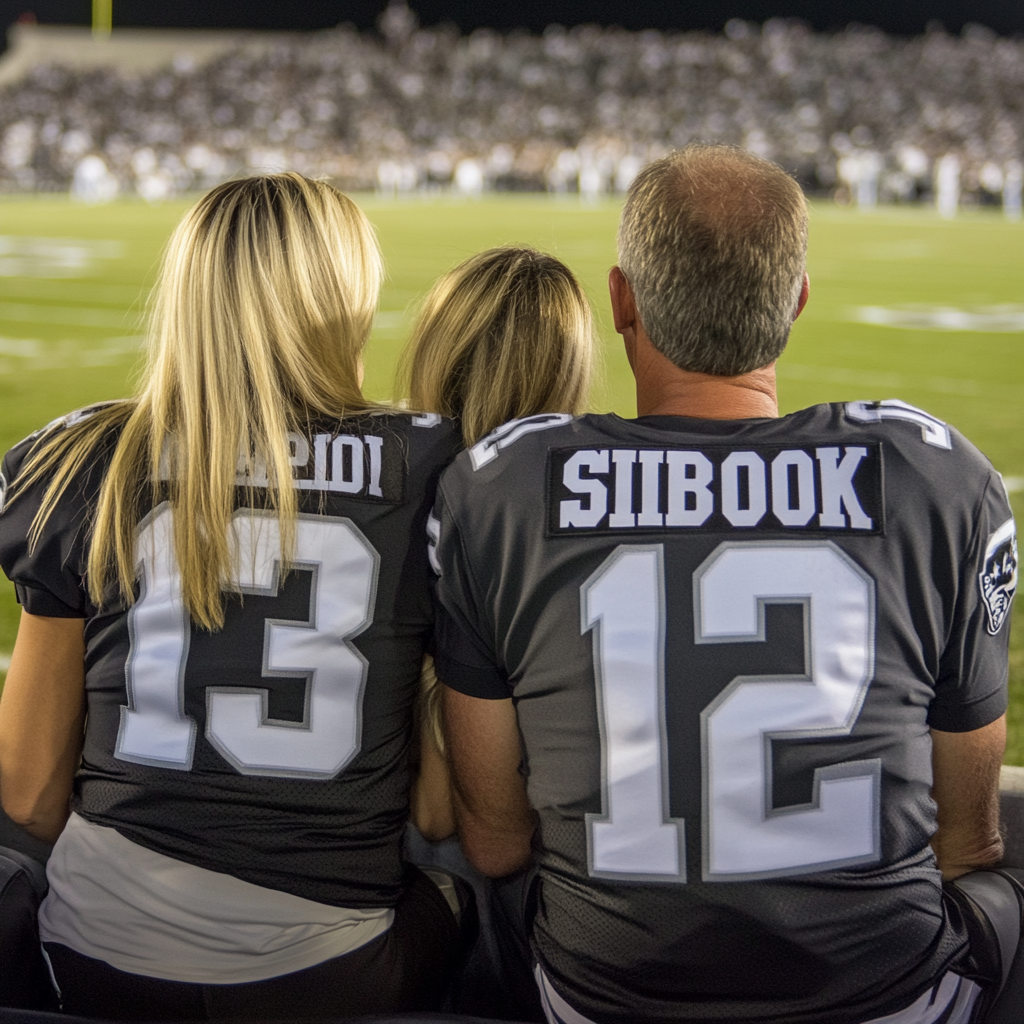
[0,175,463,1017]
[1,407,458,906]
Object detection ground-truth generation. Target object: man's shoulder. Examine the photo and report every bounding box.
[440,413,619,493]
[813,399,997,493]
[436,401,1003,538]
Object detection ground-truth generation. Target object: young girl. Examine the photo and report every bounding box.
[402,245,595,445]
[0,174,461,1020]
[399,245,596,841]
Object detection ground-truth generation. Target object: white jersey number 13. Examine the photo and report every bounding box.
[583,540,880,883]
[115,504,379,779]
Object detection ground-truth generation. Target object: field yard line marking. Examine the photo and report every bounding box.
[1003,476,1024,494]
[0,335,146,373]
[0,336,43,357]
[1,283,144,305]
[0,652,10,673]
[0,302,137,328]
[852,305,1024,333]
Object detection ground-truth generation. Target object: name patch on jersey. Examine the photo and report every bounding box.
[980,517,1017,635]
[236,431,405,503]
[547,443,884,536]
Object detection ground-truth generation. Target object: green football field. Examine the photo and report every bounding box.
[1,194,1022,761]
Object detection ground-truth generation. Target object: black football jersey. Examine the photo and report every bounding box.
[431,402,1016,1024]
[0,407,460,908]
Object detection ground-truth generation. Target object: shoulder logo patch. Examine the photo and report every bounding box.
[980,517,1017,635]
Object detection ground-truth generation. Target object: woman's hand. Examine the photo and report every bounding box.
[0,611,86,842]
[410,655,456,841]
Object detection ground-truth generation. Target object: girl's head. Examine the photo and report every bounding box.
[402,246,595,444]
[146,172,383,423]
[21,174,385,631]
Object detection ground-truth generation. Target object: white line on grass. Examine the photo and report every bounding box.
[0,302,137,329]
[0,335,145,373]
[0,652,10,673]
[1003,477,1023,494]
[0,281,144,305]
[0,235,124,279]
[852,305,1024,333]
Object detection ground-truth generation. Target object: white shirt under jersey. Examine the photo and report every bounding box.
[39,813,392,984]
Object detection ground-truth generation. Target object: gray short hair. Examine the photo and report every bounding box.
[617,145,808,376]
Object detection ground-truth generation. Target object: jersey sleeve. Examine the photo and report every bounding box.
[430,478,512,700]
[0,439,91,618]
[928,471,1016,732]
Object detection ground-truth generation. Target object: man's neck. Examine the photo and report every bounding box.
[630,334,779,420]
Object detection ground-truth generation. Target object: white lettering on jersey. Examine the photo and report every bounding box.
[554,445,878,534]
[411,412,442,428]
[637,451,665,528]
[470,414,573,471]
[233,433,389,498]
[771,450,816,527]
[0,469,7,514]
[331,436,364,494]
[609,450,638,528]
[288,433,310,470]
[816,447,873,529]
[364,435,384,497]
[979,517,1018,635]
[721,452,768,527]
[561,450,609,528]
[845,400,952,449]
[665,451,714,527]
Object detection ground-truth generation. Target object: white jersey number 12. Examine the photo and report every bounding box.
[583,540,880,883]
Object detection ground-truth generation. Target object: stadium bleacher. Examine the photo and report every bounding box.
[0,13,1023,208]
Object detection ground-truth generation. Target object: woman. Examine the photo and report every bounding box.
[398,246,595,842]
[0,174,462,1020]
[401,245,595,447]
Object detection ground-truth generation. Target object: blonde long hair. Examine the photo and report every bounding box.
[399,246,595,445]
[10,173,383,630]
[401,246,595,757]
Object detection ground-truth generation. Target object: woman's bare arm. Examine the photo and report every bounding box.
[411,717,456,841]
[0,611,86,842]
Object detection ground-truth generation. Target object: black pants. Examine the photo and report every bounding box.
[404,825,544,1022]
[951,868,1024,1023]
[43,868,460,1021]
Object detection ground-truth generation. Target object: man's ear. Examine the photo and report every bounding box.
[608,266,637,334]
[793,272,810,321]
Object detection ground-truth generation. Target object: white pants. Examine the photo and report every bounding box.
[534,964,983,1024]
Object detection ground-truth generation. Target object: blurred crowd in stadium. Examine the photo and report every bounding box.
[1,2,1023,213]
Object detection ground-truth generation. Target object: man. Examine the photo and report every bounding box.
[430,144,1021,1024]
